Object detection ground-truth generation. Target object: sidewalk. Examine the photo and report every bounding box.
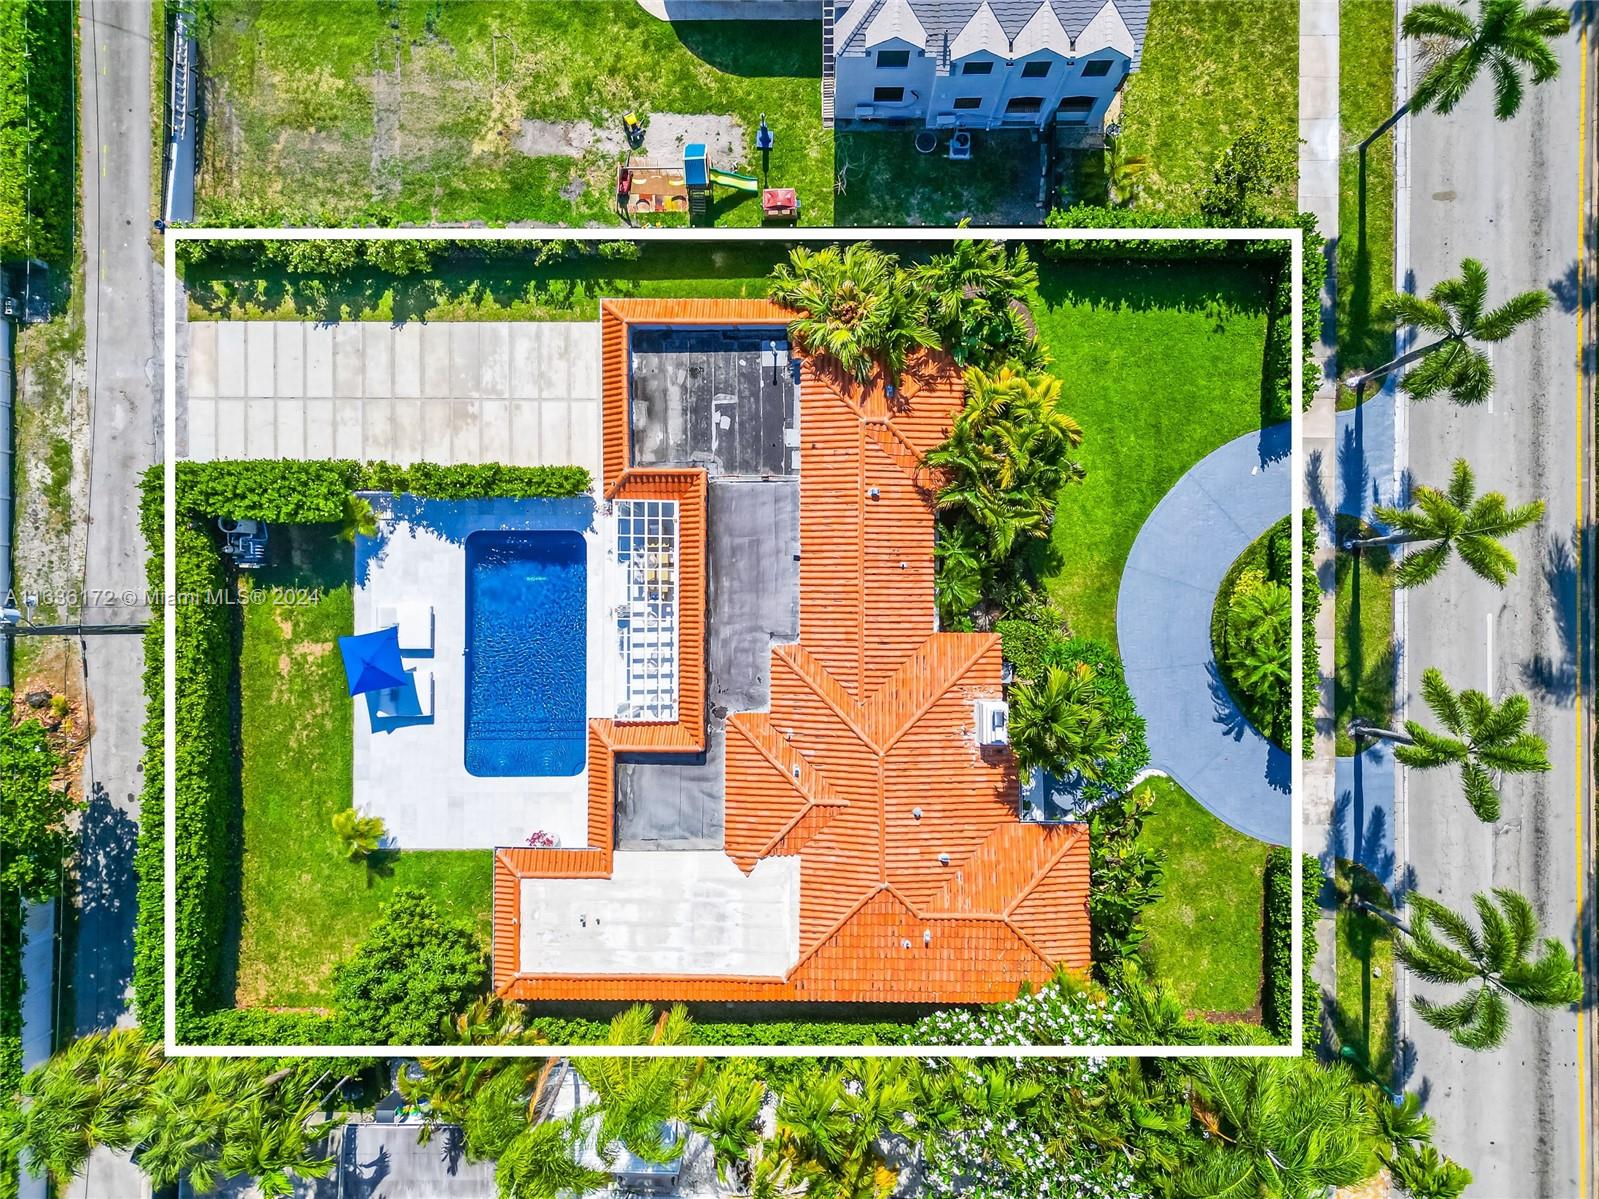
[1298,0,1340,1039]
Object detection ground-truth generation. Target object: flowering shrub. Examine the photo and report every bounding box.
[912,975,1122,1050]
[524,830,557,849]
[923,1125,1146,1199]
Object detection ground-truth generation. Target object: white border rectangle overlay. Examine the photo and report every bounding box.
[163,226,1305,1058]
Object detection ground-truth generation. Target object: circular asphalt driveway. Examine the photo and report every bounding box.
[1116,421,1293,845]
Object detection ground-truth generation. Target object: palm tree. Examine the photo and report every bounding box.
[1179,1057,1377,1199]
[338,493,379,542]
[496,1113,608,1199]
[1351,667,1549,821]
[775,1059,915,1199]
[1224,580,1292,735]
[1361,0,1571,150]
[768,243,936,385]
[912,237,1043,369]
[0,1029,162,1189]
[574,1005,701,1168]
[1010,661,1121,780]
[1388,1143,1474,1199]
[1384,888,1582,1050]
[1406,0,1570,120]
[748,1149,811,1199]
[925,365,1084,559]
[1104,132,1150,207]
[1348,259,1550,402]
[1345,459,1545,587]
[331,806,386,861]
[932,518,983,626]
[402,998,550,1160]
[688,1072,766,1191]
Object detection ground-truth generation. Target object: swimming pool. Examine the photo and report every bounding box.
[464,529,587,777]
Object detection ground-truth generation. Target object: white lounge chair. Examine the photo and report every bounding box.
[376,603,434,654]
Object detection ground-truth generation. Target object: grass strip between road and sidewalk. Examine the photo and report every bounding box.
[1334,515,1397,757]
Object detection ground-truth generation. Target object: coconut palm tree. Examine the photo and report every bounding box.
[689,1072,766,1191]
[768,243,936,385]
[925,365,1085,560]
[1406,0,1571,120]
[1345,459,1545,587]
[1349,259,1550,402]
[1388,1143,1475,1199]
[1010,661,1121,780]
[1351,667,1550,821]
[331,806,386,860]
[1383,888,1582,1050]
[574,1004,701,1168]
[1178,1057,1377,1199]
[1361,0,1571,150]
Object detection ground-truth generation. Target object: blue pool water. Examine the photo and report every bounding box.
[464,529,587,777]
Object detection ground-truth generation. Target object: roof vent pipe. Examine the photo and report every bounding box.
[866,486,881,499]
[938,852,951,865]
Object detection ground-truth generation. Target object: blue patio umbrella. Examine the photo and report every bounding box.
[338,625,408,696]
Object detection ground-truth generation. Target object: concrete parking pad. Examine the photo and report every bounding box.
[183,321,601,474]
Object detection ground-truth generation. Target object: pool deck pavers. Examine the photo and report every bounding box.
[1117,421,1293,846]
[352,495,612,851]
[183,320,603,475]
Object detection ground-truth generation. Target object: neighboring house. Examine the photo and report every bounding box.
[826,0,1150,131]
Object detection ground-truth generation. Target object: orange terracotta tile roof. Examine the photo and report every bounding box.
[495,299,1091,1006]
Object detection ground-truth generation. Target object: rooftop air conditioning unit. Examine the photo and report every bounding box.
[974,699,1009,747]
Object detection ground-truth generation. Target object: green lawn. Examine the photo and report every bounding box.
[182,240,799,324]
[1332,860,1395,1079]
[233,528,490,1010]
[1338,0,1398,377]
[1031,258,1274,643]
[833,130,1045,226]
[1115,0,1299,217]
[197,1,832,226]
[1334,516,1396,756]
[1134,776,1268,1017]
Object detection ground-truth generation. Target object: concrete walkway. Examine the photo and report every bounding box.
[1117,422,1292,846]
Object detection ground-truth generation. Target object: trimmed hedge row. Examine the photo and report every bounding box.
[1263,847,1324,1048]
[1297,508,1321,759]
[132,459,592,1041]
[1045,205,1326,416]
[0,0,75,264]
[172,459,591,523]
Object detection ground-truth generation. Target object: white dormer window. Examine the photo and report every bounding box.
[877,49,911,69]
[1081,58,1113,78]
[1020,60,1051,78]
[961,59,994,75]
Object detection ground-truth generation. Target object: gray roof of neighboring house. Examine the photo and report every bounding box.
[835,0,1151,70]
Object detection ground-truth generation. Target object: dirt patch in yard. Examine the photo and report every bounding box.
[640,113,745,166]
[515,118,625,158]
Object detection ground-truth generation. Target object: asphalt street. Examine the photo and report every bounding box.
[72,0,159,1039]
[1396,19,1596,1197]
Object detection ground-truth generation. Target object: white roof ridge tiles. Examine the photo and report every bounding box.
[1011,0,1072,57]
[948,0,1007,60]
[864,0,930,49]
[837,0,1149,70]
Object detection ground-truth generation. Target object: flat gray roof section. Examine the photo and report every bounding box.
[616,480,800,849]
[628,326,798,477]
